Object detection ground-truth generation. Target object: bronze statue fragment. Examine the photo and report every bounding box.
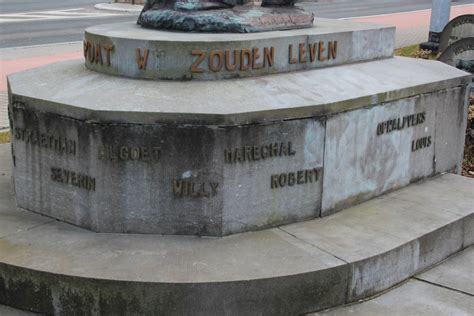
[137,0,314,33]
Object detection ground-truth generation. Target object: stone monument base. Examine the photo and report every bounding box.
[3,16,472,314]
[7,56,470,236]
[0,143,472,314]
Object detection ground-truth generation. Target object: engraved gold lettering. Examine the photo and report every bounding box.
[253,145,261,160]
[224,149,233,163]
[271,175,279,189]
[289,44,298,64]
[309,42,317,62]
[83,40,90,59]
[279,174,287,187]
[271,168,320,189]
[173,180,219,198]
[271,143,279,157]
[240,48,251,71]
[209,49,223,72]
[261,145,269,159]
[252,47,263,69]
[135,48,149,70]
[210,183,219,196]
[102,44,114,66]
[141,147,150,161]
[153,147,161,160]
[99,145,161,162]
[225,49,238,71]
[244,146,252,161]
[173,180,183,197]
[95,43,103,65]
[264,47,275,67]
[299,43,307,63]
[50,167,95,192]
[318,42,327,61]
[191,49,206,73]
[130,148,140,160]
[288,173,296,186]
[88,42,95,63]
[224,141,296,164]
[297,171,304,184]
[411,136,432,152]
[15,128,77,156]
[120,146,129,160]
[377,112,427,136]
[328,41,337,60]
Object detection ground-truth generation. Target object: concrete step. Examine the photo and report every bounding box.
[0,143,472,315]
[313,247,474,315]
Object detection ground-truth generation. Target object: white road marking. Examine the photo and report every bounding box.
[0,8,121,24]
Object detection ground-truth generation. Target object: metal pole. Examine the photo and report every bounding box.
[421,0,451,52]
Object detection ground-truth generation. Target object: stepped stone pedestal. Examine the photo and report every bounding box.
[2,15,473,315]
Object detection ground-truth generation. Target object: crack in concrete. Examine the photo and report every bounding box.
[413,277,474,297]
[0,219,56,240]
[277,226,350,264]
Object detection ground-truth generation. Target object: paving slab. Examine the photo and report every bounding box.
[312,279,474,316]
[416,247,474,295]
[0,91,8,129]
[0,305,40,316]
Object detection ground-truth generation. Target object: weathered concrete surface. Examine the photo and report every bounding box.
[322,86,468,215]
[313,279,474,316]
[8,57,470,126]
[283,174,474,301]
[0,142,473,314]
[10,108,325,235]
[84,19,394,80]
[8,87,467,236]
[0,305,40,316]
[3,251,473,316]
[434,86,470,174]
[313,246,474,315]
[221,118,325,235]
[0,143,53,239]
[416,247,474,295]
[7,56,471,235]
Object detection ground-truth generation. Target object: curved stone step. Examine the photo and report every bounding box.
[0,144,472,315]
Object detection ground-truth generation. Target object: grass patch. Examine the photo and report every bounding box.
[0,130,10,144]
[394,44,420,57]
[394,44,439,60]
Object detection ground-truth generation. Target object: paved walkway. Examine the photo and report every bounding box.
[0,42,82,130]
[348,4,474,49]
[312,246,474,315]
[1,3,473,130]
[1,246,472,315]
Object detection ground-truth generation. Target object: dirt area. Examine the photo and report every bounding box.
[463,96,474,178]
[0,131,10,144]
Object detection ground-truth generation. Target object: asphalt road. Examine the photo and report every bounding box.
[0,0,138,48]
[301,0,472,19]
[0,0,472,49]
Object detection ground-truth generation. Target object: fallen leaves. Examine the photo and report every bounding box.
[462,95,474,178]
